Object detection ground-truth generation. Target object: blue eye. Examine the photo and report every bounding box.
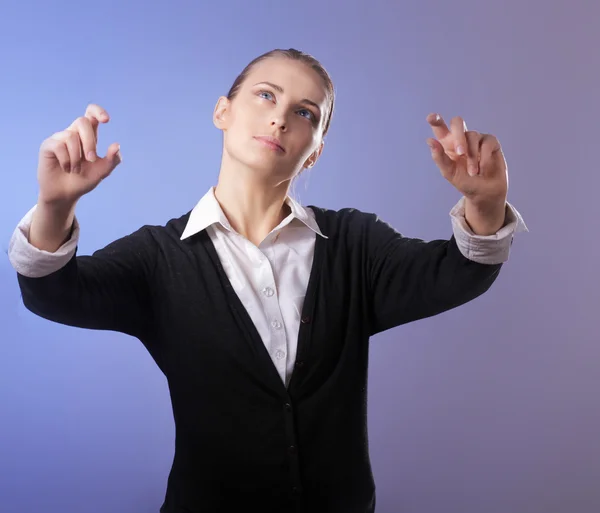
[298,109,314,120]
[258,90,316,123]
[258,90,273,100]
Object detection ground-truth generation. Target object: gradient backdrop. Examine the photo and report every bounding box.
[1,1,598,512]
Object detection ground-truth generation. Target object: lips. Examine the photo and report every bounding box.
[254,136,285,153]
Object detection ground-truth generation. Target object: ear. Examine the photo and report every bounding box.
[213,96,230,130]
[303,140,325,169]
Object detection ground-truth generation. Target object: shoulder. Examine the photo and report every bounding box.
[136,210,193,244]
[307,204,401,242]
[97,211,195,265]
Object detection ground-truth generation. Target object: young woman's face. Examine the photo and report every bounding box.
[214,57,328,182]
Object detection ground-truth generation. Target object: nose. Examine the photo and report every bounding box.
[270,112,287,132]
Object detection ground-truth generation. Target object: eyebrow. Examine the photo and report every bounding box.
[253,81,322,116]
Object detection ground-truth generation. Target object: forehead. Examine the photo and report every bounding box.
[243,57,328,106]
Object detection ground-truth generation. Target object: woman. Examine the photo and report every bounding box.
[9,48,526,513]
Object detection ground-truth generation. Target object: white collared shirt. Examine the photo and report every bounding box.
[180,187,328,387]
[8,187,528,387]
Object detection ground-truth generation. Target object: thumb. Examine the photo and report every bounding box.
[427,138,455,179]
[96,143,122,180]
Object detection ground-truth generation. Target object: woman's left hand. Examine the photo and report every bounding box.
[426,113,508,206]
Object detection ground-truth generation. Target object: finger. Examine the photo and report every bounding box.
[105,142,122,164]
[449,117,468,157]
[68,117,98,162]
[465,131,482,176]
[426,113,451,142]
[85,103,109,121]
[427,138,455,179]
[42,137,71,172]
[479,135,503,176]
[84,103,110,142]
[61,130,83,174]
[94,142,122,181]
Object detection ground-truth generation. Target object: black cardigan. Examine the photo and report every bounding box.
[16,205,502,513]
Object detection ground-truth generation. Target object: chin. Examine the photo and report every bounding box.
[225,141,297,182]
[243,151,291,176]
[250,161,293,182]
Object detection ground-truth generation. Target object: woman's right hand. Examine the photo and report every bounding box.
[37,104,122,206]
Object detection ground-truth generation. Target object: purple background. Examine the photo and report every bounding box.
[1,1,598,512]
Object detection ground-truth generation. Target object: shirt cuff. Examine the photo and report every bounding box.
[8,204,80,278]
[449,197,529,265]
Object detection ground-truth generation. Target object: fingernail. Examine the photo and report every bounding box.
[87,151,97,162]
[456,145,465,156]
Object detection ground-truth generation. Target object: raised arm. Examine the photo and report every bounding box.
[8,104,155,340]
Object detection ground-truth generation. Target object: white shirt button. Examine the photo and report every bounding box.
[275,350,286,359]
[271,320,282,330]
[263,287,274,297]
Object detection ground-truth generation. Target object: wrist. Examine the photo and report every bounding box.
[464,197,507,236]
[465,193,506,210]
[37,194,79,216]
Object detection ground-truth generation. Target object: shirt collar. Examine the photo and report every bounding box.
[180,186,327,240]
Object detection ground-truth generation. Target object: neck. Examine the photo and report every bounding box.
[214,157,292,246]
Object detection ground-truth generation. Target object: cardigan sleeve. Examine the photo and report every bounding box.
[366,214,503,335]
[12,223,157,340]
